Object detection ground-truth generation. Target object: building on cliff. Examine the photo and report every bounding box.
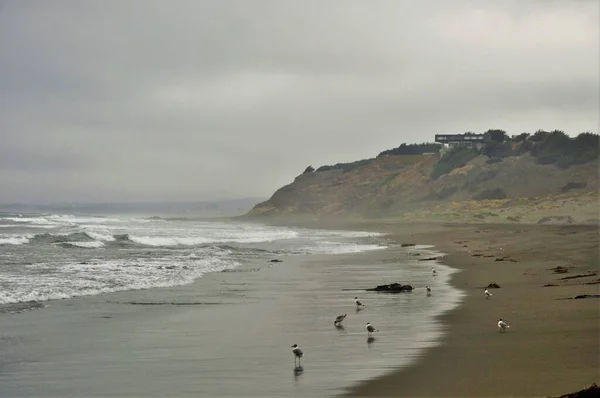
[435,132,491,149]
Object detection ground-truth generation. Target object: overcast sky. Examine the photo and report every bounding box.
[1,0,598,203]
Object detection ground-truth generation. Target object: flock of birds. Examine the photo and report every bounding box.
[291,265,511,367]
[290,296,381,368]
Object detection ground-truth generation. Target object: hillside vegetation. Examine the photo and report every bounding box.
[246,130,599,223]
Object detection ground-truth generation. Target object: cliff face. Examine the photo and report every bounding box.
[247,153,599,223]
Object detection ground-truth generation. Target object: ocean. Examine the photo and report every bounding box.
[0,212,463,397]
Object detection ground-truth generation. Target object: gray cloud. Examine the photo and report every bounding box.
[0,0,597,203]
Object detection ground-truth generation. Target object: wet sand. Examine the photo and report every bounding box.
[335,221,600,397]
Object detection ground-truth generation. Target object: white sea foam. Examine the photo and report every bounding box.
[0,235,30,245]
[46,214,123,224]
[0,255,240,305]
[0,224,55,229]
[63,241,105,249]
[2,217,56,225]
[296,241,387,255]
[85,231,116,241]
[126,229,299,246]
[128,235,212,246]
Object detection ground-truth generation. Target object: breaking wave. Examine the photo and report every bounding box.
[60,241,105,249]
[0,256,240,305]
[0,235,31,245]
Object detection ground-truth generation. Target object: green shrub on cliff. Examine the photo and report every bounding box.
[377,142,441,157]
[316,158,375,173]
[531,131,599,168]
[473,188,507,200]
[431,147,479,179]
[481,141,516,159]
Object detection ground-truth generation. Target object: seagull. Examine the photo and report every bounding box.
[426,285,432,296]
[485,288,493,299]
[334,313,347,325]
[366,322,378,337]
[355,297,365,309]
[497,319,510,332]
[432,267,437,276]
[291,344,304,366]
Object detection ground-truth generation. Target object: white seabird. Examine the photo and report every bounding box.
[291,344,304,366]
[366,322,379,337]
[497,319,510,332]
[432,267,437,276]
[426,285,432,296]
[355,297,365,309]
[334,313,347,325]
[485,288,493,299]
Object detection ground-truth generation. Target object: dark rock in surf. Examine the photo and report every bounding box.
[401,243,416,247]
[572,294,600,299]
[366,283,413,293]
[269,259,282,263]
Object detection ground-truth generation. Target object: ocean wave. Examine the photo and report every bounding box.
[1,217,57,225]
[116,233,298,247]
[0,256,240,305]
[60,241,105,249]
[85,231,116,241]
[46,214,124,224]
[30,232,96,244]
[127,235,213,246]
[292,242,387,255]
[0,224,55,229]
[0,235,30,245]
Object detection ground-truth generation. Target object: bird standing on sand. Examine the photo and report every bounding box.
[291,344,304,366]
[334,313,347,325]
[366,322,379,337]
[497,319,510,332]
[432,267,437,276]
[355,297,365,309]
[426,285,432,296]
[485,288,493,299]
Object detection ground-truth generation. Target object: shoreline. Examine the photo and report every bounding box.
[262,218,599,397]
[2,219,597,396]
[329,221,599,397]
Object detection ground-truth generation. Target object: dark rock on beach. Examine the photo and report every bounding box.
[572,294,600,300]
[401,243,416,247]
[269,259,282,263]
[495,257,517,262]
[559,272,597,280]
[366,283,413,293]
[487,282,501,288]
[553,383,600,398]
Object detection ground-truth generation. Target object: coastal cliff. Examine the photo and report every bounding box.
[246,131,599,224]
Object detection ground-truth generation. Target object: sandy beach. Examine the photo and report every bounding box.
[336,221,600,397]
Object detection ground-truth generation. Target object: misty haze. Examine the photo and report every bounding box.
[0,1,598,397]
